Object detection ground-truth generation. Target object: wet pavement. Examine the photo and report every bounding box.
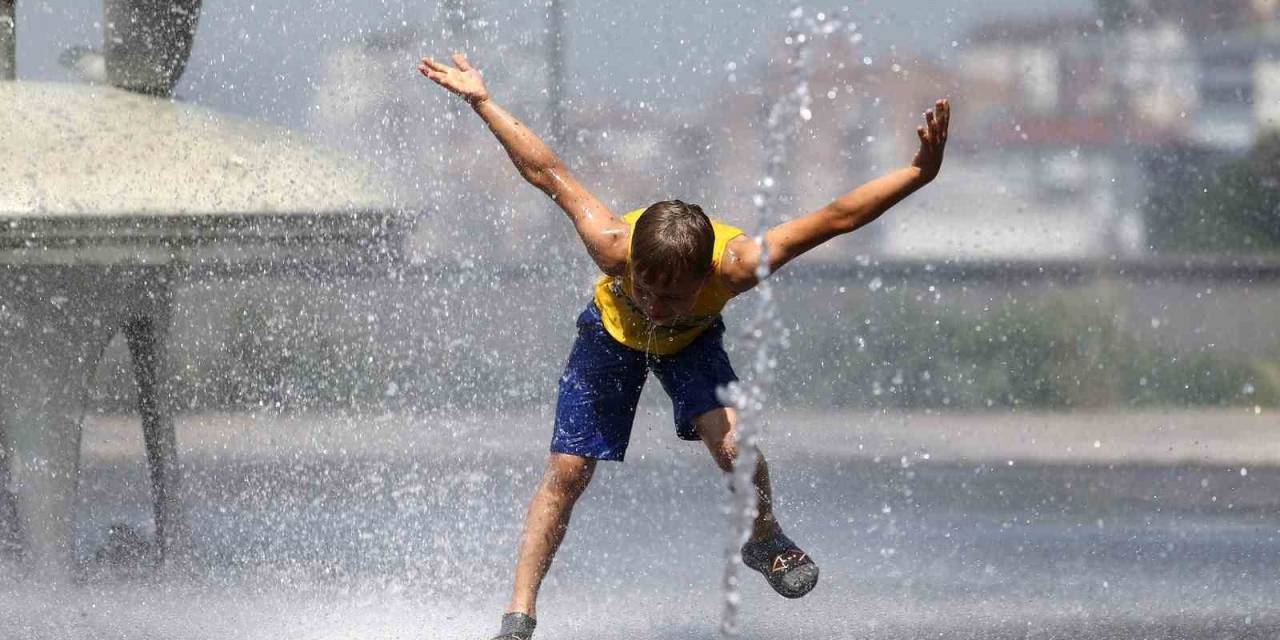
[2,409,1278,639]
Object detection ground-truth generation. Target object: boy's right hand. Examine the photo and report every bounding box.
[911,99,950,183]
[418,53,490,106]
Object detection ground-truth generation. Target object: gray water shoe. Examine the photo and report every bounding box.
[490,612,536,640]
[741,531,819,598]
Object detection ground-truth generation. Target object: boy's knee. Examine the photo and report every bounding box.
[694,408,739,469]
[543,453,596,498]
[694,406,736,439]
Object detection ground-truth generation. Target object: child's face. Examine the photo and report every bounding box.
[630,267,707,325]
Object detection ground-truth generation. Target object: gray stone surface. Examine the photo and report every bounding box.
[0,81,411,266]
[0,81,394,219]
[2,409,1276,639]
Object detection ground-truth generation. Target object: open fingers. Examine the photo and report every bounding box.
[924,109,939,143]
[419,57,452,74]
[933,100,949,138]
[419,67,451,86]
[452,52,473,71]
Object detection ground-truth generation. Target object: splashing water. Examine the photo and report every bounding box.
[717,6,857,638]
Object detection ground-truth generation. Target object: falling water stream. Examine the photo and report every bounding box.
[717,7,854,637]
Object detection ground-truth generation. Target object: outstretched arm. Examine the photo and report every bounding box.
[721,99,951,293]
[418,53,629,275]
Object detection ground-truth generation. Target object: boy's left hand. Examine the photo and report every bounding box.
[418,53,490,106]
[911,99,950,182]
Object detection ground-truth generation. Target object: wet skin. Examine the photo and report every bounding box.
[629,268,707,325]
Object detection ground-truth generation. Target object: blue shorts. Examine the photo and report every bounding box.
[551,302,739,462]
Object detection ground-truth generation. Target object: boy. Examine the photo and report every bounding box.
[418,53,950,640]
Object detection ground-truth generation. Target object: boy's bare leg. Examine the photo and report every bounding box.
[507,452,597,618]
[693,407,778,541]
[696,406,819,598]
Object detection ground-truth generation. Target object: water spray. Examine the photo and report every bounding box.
[717,6,857,637]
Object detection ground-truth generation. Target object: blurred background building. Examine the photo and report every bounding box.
[10,0,1277,415]
[298,0,1279,264]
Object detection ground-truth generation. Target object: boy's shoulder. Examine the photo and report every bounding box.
[713,218,745,238]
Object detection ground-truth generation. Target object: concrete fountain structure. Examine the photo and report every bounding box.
[0,0,408,578]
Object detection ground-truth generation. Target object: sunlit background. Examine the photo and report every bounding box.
[2,0,1279,638]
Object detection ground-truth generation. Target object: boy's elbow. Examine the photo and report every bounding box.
[827,208,862,235]
[521,168,550,191]
[831,217,858,235]
[543,158,568,182]
[521,168,554,191]
[521,160,566,191]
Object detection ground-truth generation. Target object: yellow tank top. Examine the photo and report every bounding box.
[593,209,745,355]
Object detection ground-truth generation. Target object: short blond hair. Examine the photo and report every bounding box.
[631,200,714,281]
